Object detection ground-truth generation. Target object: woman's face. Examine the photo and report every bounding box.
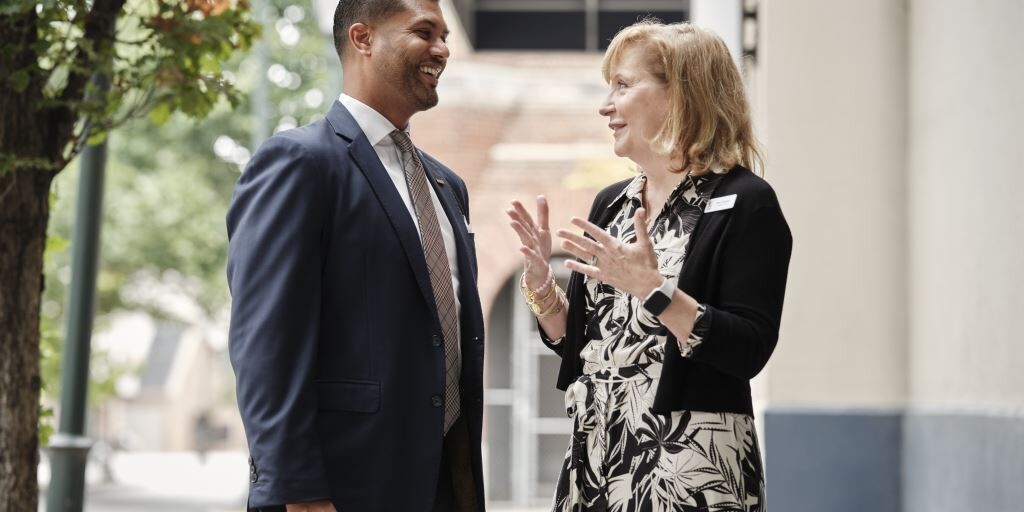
[599,45,670,163]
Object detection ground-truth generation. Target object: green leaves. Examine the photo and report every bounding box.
[38,405,54,446]
[148,101,171,124]
[11,0,261,166]
[10,69,30,92]
[44,234,69,255]
[86,130,108,145]
[0,0,37,16]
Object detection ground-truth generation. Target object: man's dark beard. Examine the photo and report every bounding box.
[376,51,439,113]
[404,65,439,111]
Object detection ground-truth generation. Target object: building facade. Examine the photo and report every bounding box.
[421,0,1024,509]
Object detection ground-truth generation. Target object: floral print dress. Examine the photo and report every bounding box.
[552,172,765,512]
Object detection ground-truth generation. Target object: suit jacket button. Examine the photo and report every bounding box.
[431,395,443,407]
[432,335,442,347]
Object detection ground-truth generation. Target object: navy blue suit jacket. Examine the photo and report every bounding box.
[226,101,486,510]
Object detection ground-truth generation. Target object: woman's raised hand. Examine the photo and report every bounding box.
[557,208,662,298]
[506,196,553,290]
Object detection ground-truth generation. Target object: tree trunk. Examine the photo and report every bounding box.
[1,2,122,508]
[0,168,54,511]
[1,7,59,510]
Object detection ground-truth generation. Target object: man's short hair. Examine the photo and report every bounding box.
[333,0,409,58]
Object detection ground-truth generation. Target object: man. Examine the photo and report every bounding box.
[226,0,485,510]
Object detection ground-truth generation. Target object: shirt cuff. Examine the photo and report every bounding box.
[537,320,565,346]
[677,303,710,357]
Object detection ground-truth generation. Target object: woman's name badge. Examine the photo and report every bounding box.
[704,194,737,213]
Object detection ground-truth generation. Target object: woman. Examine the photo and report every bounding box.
[506,21,792,511]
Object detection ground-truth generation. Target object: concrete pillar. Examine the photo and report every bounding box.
[903,1,1024,510]
[690,0,743,64]
[755,1,909,511]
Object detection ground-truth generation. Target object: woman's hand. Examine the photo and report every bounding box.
[506,196,553,290]
[557,208,663,298]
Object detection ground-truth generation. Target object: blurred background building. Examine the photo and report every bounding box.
[40,0,1023,511]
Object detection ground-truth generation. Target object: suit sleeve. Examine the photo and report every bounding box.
[688,204,793,380]
[226,136,332,507]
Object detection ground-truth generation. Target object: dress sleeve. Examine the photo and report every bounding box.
[677,303,710,357]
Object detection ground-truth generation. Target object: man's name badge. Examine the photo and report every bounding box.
[705,194,737,213]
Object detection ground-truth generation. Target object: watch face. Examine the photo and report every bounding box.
[644,291,672,316]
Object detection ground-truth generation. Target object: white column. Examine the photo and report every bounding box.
[907,0,1024,411]
[757,0,909,409]
[690,0,743,65]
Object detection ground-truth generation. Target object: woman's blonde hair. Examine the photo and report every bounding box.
[602,20,764,175]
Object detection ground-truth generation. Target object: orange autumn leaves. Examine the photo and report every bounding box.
[185,0,241,17]
[147,0,249,46]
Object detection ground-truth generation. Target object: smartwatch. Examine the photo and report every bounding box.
[642,276,676,316]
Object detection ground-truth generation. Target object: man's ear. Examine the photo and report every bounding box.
[348,22,373,56]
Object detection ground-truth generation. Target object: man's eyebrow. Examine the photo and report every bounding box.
[410,17,449,36]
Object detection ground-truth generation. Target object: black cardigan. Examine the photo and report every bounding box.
[541,166,793,415]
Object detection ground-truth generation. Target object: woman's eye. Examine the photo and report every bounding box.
[417,30,431,39]
[618,80,628,89]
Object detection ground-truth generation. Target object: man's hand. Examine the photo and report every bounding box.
[286,501,337,512]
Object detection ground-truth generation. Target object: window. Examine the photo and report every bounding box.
[466,0,690,51]
[484,257,575,505]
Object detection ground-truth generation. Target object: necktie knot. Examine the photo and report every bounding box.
[390,129,415,154]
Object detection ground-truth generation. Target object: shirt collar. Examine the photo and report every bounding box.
[338,93,409,147]
[614,173,647,207]
[606,166,728,210]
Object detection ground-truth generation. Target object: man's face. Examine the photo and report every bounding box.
[370,0,450,117]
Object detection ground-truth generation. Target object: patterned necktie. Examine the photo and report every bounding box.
[390,129,461,434]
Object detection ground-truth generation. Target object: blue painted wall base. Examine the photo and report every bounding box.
[764,409,902,512]
[764,408,1024,512]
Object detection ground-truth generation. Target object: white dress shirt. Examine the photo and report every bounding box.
[338,94,462,342]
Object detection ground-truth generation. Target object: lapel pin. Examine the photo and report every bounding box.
[435,178,446,186]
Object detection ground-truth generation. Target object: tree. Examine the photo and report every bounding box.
[0,0,258,508]
[41,0,338,329]
[38,0,338,443]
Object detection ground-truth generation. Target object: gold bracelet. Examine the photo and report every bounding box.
[520,272,555,304]
[520,273,563,317]
[535,287,565,319]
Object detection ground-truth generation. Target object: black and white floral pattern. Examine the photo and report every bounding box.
[553,172,765,512]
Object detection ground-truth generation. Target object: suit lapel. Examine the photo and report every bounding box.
[422,157,471,267]
[327,102,437,311]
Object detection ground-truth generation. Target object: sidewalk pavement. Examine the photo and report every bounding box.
[38,451,546,512]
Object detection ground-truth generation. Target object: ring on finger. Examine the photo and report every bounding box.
[589,255,598,266]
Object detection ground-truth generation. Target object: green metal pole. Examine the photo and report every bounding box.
[46,75,109,512]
